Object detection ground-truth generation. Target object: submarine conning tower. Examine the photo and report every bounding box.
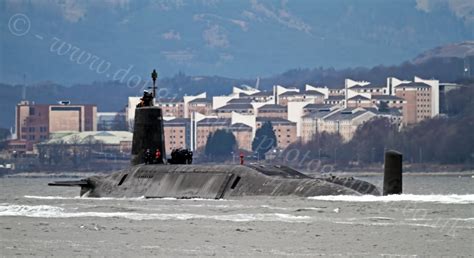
[131,106,166,165]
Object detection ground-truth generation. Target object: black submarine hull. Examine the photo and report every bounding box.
[51,164,380,198]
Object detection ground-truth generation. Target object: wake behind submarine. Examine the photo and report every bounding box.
[49,70,403,199]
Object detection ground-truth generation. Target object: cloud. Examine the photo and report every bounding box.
[249,0,311,34]
[5,0,131,23]
[219,53,234,62]
[161,49,194,63]
[161,30,181,40]
[194,13,248,31]
[229,19,248,31]
[415,0,474,23]
[60,0,87,22]
[241,10,258,21]
[152,0,185,11]
[203,24,229,48]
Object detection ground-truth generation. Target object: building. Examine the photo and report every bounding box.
[346,95,373,108]
[97,112,126,130]
[278,90,325,106]
[328,88,345,96]
[215,103,254,118]
[15,100,97,151]
[163,118,190,155]
[228,123,253,151]
[36,131,132,164]
[394,82,432,125]
[319,108,376,141]
[187,98,213,116]
[348,84,388,95]
[256,117,297,149]
[301,108,337,143]
[302,104,338,115]
[156,98,184,118]
[370,95,405,109]
[324,95,345,105]
[257,104,287,119]
[195,118,230,150]
[246,91,274,102]
[366,107,404,129]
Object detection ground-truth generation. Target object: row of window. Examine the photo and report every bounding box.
[417,104,431,108]
[21,127,48,133]
[167,135,184,139]
[359,89,385,93]
[417,115,431,119]
[21,134,48,140]
[417,93,430,96]
[168,141,184,145]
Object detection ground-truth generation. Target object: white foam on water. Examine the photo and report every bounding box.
[0,204,310,222]
[308,194,474,204]
[24,195,147,201]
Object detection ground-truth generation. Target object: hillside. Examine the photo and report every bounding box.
[413,41,474,64]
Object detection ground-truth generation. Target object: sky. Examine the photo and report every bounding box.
[0,0,473,85]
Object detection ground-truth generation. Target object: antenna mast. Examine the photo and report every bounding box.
[151,69,158,102]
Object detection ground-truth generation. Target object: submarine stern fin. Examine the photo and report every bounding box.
[383,150,403,195]
[48,179,92,197]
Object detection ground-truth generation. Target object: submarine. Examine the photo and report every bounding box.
[49,70,403,199]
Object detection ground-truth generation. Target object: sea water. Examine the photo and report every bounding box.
[1,175,473,256]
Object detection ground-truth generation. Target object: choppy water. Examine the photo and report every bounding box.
[1,175,473,257]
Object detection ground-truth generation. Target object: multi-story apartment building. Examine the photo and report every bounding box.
[256,117,297,149]
[195,118,230,150]
[14,100,97,151]
[394,82,432,125]
[228,123,253,151]
[324,95,344,105]
[348,85,388,95]
[257,104,287,119]
[371,95,405,109]
[346,95,373,108]
[278,90,325,106]
[302,103,338,115]
[195,118,252,151]
[163,118,190,154]
[318,108,375,142]
[187,98,213,116]
[156,98,184,118]
[215,103,254,118]
[246,91,274,102]
[301,108,335,143]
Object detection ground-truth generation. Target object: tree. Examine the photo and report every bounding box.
[204,129,236,161]
[0,128,10,151]
[378,101,389,112]
[252,121,277,159]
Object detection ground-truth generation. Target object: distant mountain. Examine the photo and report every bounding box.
[413,41,474,64]
[1,0,473,84]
